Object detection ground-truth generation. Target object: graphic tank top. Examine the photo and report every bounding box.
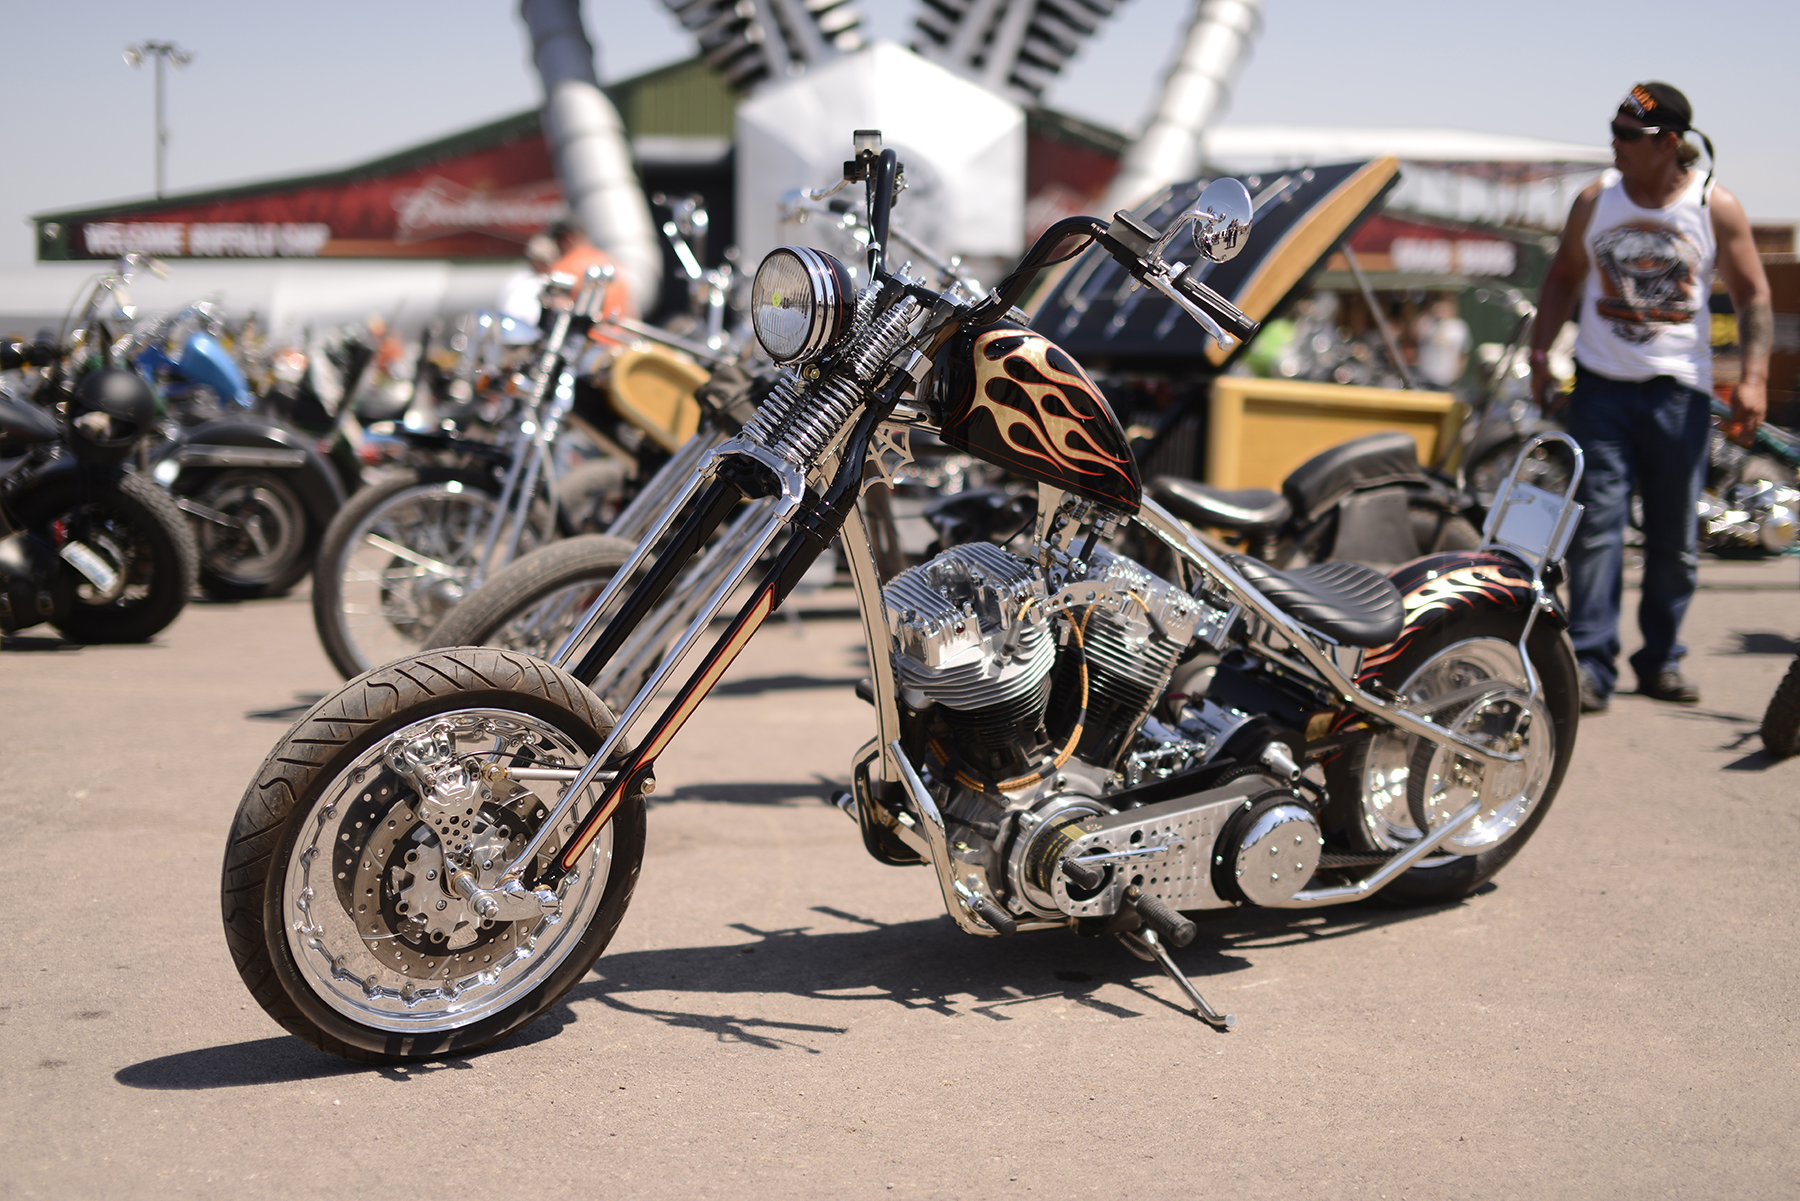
[1573,168,1716,390]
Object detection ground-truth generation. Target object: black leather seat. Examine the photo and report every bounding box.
[1281,430,1423,519]
[1224,553,1404,647]
[1151,476,1291,530]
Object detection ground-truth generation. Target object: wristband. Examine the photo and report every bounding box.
[1527,349,1549,365]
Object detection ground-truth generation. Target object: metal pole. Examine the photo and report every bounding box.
[155,51,166,197]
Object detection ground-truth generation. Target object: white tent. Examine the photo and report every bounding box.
[734,41,1024,271]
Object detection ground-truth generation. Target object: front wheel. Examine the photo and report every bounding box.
[220,647,646,1062]
[312,469,543,678]
[1325,610,1579,903]
[49,472,199,643]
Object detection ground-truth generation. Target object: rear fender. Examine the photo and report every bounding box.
[166,417,345,524]
[1359,550,1558,684]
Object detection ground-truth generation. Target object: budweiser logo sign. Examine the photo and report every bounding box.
[391,176,565,243]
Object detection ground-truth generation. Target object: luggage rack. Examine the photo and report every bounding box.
[1476,430,1584,704]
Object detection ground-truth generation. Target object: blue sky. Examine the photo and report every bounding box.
[1,0,1793,269]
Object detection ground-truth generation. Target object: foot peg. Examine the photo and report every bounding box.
[1118,928,1234,1030]
[1127,885,1195,947]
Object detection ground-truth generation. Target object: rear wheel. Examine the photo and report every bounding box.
[1325,610,1579,903]
[220,646,646,1063]
[49,472,198,643]
[193,469,315,599]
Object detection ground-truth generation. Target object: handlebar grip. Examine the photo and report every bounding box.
[1175,272,1259,343]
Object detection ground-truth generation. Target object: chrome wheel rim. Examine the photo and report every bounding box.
[1358,637,1554,856]
[281,707,613,1033]
[200,476,305,584]
[337,483,502,671]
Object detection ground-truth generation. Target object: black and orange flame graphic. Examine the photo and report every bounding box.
[1359,555,1534,679]
[944,326,1139,510]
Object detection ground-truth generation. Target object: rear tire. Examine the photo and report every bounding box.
[1760,654,1800,759]
[1325,610,1579,903]
[220,647,646,1063]
[49,472,198,643]
[193,469,316,599]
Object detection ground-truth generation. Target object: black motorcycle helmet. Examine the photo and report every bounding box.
[66,369,156,465]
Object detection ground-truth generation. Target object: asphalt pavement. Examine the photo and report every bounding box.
[1,556,1797,1199]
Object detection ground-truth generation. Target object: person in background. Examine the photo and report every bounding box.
[1531,82,1772,713]
[495,234,558,340]
[1413,294,1472,390]
[549,217,633,322]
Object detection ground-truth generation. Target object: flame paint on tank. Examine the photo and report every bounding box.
[933,319,1141,513]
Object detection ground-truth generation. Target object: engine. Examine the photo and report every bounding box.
[883,538,1328,925]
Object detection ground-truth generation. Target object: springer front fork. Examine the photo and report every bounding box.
[497,440,837,892]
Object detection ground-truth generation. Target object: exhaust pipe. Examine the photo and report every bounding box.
[1099,0,1264,215]
[520,0,661,316]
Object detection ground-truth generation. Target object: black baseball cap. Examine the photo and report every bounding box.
[1619,82,1693,132]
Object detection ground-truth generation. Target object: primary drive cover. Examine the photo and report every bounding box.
[1030,157,1400,370]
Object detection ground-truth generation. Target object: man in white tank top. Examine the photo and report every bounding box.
[1530,82,1772,712]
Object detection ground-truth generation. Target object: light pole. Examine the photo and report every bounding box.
[124,41,192,198]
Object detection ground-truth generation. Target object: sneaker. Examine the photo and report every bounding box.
[1639,671,1700,704]
[1579,671,1610,714]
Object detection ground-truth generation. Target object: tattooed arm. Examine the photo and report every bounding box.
[1711,185,1773,440]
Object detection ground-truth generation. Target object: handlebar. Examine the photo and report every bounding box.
[0,341,59,371]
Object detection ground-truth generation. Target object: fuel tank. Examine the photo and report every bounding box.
[931,319,1141,514]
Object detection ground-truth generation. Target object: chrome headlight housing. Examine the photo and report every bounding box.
[750,246,854,364]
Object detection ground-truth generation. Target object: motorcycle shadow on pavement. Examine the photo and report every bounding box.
[111,900,1464,1087]
[515,898,1466,1054]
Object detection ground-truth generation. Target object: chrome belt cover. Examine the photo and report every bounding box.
[1043,774,1288,917]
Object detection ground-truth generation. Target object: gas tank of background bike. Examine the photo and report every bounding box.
[0,393,61,457]
[931,319,1141,515]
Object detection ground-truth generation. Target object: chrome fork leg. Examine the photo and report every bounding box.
[1118,929,1235,1030]
[506,500,796,876]
[592,495,776,698]
[547,466,712,668]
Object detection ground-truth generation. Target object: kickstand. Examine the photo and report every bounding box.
[1118,929,1235,1030]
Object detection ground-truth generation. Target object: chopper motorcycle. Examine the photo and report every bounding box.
[222,134,1584,1061]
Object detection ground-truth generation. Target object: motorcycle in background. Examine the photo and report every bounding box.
[223,133,1586,1061]
[1,346,197,643]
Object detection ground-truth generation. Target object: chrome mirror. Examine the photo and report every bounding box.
[1187,178,1252,263]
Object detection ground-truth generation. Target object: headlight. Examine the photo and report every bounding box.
[750,246,854,364]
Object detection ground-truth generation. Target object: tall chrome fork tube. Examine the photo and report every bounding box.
[591,493,776,699]
[1137,496,1522,770]
[507,496,798,877]
[606,425,723,543]
[548,463,714,669]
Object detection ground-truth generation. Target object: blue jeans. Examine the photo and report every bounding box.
[1563,366,1711,698]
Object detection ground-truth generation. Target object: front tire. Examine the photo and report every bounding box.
[193,469,316,599]
[312,469,531,678]
[1325,610,1579,903]
[220,647,646,1062]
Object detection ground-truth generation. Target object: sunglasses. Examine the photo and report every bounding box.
[1610,121,1669,142]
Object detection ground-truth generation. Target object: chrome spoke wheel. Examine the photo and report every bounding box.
[280,706,613,1033]
[1357,637,1554,857]
[336,483,501,668]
